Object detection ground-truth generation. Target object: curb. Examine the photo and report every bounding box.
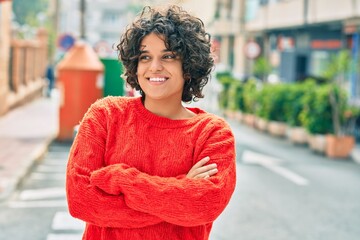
[351,148,360,165]
[0,136,55,201]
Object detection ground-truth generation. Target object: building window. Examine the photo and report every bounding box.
[102,10,119,24]
[245,0,260,22]
[101,32,120,40]
[310,51,330,77]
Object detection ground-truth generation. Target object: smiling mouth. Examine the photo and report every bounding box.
[148,77,168,82]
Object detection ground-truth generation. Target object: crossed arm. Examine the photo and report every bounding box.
[66,106,236,228]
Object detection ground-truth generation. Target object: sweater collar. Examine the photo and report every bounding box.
[132,97,206,128]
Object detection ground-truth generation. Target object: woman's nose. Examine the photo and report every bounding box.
[149,58,164,72]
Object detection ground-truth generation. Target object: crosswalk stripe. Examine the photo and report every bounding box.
[30,173,65,180]
[52,211,85,230]
[19,187,65,200]
[42,160,67,166]
[46,234,82,240]
[8,200,67,208]
[36,165,66,173]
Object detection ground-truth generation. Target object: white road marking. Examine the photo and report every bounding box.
[36,165,66,173]
[47,234,82,240]
[8,200,67,208]
[44,154,69,160]
[242,150,309,186]
[52,211,85,230]
[43,160,67,166]
[19,187,65,200]
[29,173,64,180]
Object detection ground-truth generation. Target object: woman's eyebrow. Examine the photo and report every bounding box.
[139,49,174,54]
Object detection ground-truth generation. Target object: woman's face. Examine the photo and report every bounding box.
[137,33,185,102]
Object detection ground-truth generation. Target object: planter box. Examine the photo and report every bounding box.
[326,134,355,159]
[307,134,326,153]
[288,127,308,145]
[234,111,243,123]
[267,121,287,137]
[224,110,236,119]
[255,117,268,132]
[243,114,256,127]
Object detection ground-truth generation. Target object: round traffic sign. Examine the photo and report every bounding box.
[57,34,75,51]
[244,41,261,59]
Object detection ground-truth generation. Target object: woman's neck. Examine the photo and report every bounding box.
[143,97,195,120]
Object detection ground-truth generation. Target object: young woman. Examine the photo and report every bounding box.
[66,5,236,240]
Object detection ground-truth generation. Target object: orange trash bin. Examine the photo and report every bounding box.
[56,41,104,141]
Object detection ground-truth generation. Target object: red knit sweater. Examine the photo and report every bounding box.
[66,96,236,240]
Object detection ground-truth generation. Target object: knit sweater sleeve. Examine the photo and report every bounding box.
[90,118,236,227]
[66,99,163,228]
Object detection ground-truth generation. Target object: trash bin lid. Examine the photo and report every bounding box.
[57,41,104,71]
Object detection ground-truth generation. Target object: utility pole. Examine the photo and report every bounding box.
[50,0,59,62]
[80,0,86,40]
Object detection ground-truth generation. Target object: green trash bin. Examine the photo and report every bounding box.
[101,58,125,96]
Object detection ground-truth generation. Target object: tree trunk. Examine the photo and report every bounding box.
[329,85,341,136]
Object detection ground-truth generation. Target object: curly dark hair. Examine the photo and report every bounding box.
[117,5,214,102]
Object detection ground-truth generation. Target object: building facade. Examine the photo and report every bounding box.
[244,0,360,101]
[57,0,131,58]
[211,0,360,101]
[0,0,48,116]
[208,0,247,78]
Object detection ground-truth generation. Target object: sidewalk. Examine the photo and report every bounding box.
[0,96,59,201]
[351,144,360,164]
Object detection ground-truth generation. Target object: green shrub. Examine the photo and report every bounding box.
[300,82,346,134]
[253,56,272,82]
[263,84,289,122]
[217,74,236,110]
[284,83,308,127]
[243,79,258,114]
[228,80,245,111]
[216,71,232,79]
[255,85,271,119]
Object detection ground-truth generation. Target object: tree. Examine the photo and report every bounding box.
[253,56,272,82]
[12,0,48,26]
[322,50,351,136]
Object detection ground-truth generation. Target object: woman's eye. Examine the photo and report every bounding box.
[163,54,176,59]
[139,55,150,61]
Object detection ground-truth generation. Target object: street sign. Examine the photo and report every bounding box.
[94,40,113,58]
[244,40,261,59]
[57,34,75,51]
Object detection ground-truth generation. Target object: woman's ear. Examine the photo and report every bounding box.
[183,73,191,84]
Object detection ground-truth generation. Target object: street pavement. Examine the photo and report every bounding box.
[0,96,59,201]
[1,85,360,202]
[1,88,360,239]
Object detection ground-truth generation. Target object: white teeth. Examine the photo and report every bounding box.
[149,77,166,82]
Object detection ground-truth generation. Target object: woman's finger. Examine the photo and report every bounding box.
[186,157,210,178]
[191,156,210,169]
[192,163,217,176]
[194,167,218,179]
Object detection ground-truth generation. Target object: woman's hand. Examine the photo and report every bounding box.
[186,156,218,179]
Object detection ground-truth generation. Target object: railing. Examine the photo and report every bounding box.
[9,38,47,94]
